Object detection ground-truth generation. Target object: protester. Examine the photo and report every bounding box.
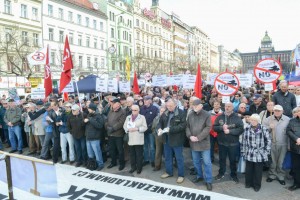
[40,103,53,160]
[249,94,266,114]
[186,99,213,191]
[123,105,147,174]
[4,99,23,154]
[0,100,9,147]
[259,101,274,125]
[209,101,222,163]
[213,102,244,183]
[48,101,61,163]
[158,99,186,184]
[241,114,271,192]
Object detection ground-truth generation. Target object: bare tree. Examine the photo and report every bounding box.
[0,25,41,79]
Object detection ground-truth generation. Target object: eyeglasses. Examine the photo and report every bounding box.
[132,110,138,111]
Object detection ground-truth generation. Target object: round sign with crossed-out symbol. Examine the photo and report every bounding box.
[254,58,282,83]
[214,72,240,96]
[31,52,45,61]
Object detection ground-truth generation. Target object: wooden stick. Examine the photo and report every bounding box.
[0,151,53,165]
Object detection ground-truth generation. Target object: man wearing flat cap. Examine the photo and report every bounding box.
[4,99,23,154]
[263,104,290,186]
[186,99,213,190]
[249,94,266,114]
[140,95,159,167]
[106,98,126,170]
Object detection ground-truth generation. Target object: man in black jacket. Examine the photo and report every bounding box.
[158,99,186,184]
[48,101,61,163]
[213,102,244,183]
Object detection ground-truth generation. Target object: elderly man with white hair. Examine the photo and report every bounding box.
[263,104,290,186]
[242,114,271,192]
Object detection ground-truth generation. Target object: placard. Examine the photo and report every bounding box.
[264,83,274,91]
[151,75,167,87]
[236,74,253,87]
[169,74,183,86]
[119,81,131,93]
[222,96,230,103]
[214,72,239,96]
[254,58,282,83]
[31,87,45,99]
[107,79,118,93]
[96,77,108,92]
[182,75,196,89]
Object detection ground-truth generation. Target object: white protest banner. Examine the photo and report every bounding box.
[222,96,230,103]
[235,74,253,87]
[206,73,218,85]
[31,88,45,99]
[0,163,246,200]
[254,58,282,83]
[138,79,146,86]
[119,81,131,93]
[57,81,74,93]
[96,76,108,92]
[214,72,239,96]
[182,75,196,89]
[108,79,118,93]
[169,74,183,86]
[152,75,167,87]
[264,83,274,91]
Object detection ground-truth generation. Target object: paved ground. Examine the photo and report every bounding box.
[2,145,300,200]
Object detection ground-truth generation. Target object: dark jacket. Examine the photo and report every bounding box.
[48,109,60,137]
[106,107,126,137]
[249,102,266,115]
[140,104,159,134]
[0,107,8,129]
[272,91,297,118]
[213,112,244,146]
[157,107,186,147]
[56,111,71,133]
[286,117,300,154]
[67,112,85,139]
[85,112,105,140]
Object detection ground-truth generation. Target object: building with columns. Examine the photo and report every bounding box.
[239,31,292,74]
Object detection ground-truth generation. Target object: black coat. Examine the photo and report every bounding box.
[157,107,186,147]
[287,117,300,154]
[85,112,105,140]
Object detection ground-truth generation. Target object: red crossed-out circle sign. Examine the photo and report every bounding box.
[254,58,282,83]
[214,72,240,96]
[31,52,45,61]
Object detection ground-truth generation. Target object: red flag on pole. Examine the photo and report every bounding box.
[63,92,69,102]
[194,63,202,99]
[132,71,140,94]
[44,45,53,98]
[59,36,73,93]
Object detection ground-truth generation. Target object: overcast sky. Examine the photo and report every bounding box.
[139,0,300,53]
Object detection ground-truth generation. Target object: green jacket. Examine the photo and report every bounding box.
[4,106,22,126]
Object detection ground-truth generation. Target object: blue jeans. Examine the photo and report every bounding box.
[191,149,213,183]
[8,126,22,151]
[74,136,87,164]
[143,132,155,162]
[86,140,103,167]
[218,144,238,177]
[164,137,184,177]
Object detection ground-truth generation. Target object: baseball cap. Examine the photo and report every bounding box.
[273,105,283,111]
[253,94,261,100]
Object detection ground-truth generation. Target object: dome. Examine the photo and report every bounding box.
[261,31,272,43]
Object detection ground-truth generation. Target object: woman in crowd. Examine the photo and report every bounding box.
[123,104,147,174]
[241,114,271,192]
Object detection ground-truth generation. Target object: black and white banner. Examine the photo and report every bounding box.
[0,163,246,200]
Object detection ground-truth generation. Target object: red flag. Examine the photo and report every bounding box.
[132,71,139,94]
[194,63,202,99]
[63,92,69,102]
[272,80,277,91]
[296,60,299,67]
[44,45,53,98]
[170,71,178,92]
[59,36,73,93]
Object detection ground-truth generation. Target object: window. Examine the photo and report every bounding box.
[94,57,98,67]
[59,31,64,43]
[48,28,54,41]
[5,28,12,42]
[33,33,39,46]
[85,17,89,27]
[101,58,105,68]
[50,52,55,64]
[21,4,27,18]
[22,31,28,44]
[100,22,103,31]
[129,34,131,43]
[111,28,114,38]
[68,11,73,22]
[69,33,73,44]
[93,20,97,29]
[141,22,144,29]
[32,8,38,20]
[4,0,11,14]
[94,38,97,48]
[136,32,140,40]
[136,19,139,27]
[78,56,83,67]
[87,57,91,68]
[77,14,81,25]
[48,5,53,17]
[86,36,90,47]
[100,40,104,50]
[78,35,82,46]
[58,8,63,20]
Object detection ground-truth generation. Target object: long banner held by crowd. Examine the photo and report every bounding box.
[0,158,246,200]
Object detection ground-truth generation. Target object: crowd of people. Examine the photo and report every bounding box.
[0,80,300,192]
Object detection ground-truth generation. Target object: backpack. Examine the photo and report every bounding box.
[86,158,97,171]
